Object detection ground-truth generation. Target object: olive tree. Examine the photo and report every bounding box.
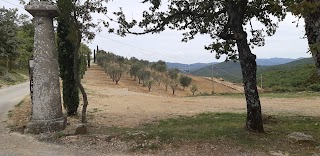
[179,75,192,90]
[190,84,198,96]
[108,65,123,84]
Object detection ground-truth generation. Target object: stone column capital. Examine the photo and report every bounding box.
[25,1,59,17]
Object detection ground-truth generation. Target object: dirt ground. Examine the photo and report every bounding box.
[8,64,320,155]
[81,64,320,128]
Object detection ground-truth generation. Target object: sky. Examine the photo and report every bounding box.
[0,0,310,64]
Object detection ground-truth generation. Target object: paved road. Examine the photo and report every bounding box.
[0,83,109,156]
[0,82,29,117]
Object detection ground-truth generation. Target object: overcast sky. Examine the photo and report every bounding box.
[1,0,310,64]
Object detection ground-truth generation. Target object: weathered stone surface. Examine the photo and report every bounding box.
[287,132,315,142]
[74,123,87,135]
[25,1,65,134]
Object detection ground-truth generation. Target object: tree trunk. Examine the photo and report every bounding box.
[236,30,264,133]
[226,0,263,133]
[79,83,88,123]
[87,52,90,68]
[304,0,320,77]
[75,18,89,122]
[6,55,9,74]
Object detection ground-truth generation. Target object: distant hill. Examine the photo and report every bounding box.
[166,62,217,73]
[166,57,300,74]
[256,58,296,66]
[191,57,315,84]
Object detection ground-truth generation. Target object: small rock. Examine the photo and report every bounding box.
[65,135,79,142]
[287,132,314,142]
[269,151,289,156]
[74,123,87,135]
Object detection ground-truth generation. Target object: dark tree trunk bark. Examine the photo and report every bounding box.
[235,30,264,133]
[75,18,89,122]
[79,83,88,123]
[87,52,90,68]
[226,0,263,133]
[304,0,320,77]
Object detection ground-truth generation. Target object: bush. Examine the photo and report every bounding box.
[1,73,17,82]
[309,83,320,92]
[0,67,6,76]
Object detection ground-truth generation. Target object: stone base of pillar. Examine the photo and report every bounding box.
[25,117,66,134]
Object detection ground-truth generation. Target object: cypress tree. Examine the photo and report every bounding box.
[57,0,79,115]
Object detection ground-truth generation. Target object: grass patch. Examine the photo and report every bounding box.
[213,92,320,99]
[7,110,13,118]
[101,113,320,154]
[15,100,24,108]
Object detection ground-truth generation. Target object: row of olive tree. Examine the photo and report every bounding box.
[96,50,196,95]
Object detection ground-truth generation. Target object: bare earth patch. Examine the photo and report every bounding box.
[82,65,320,128]
[8,64,320,155]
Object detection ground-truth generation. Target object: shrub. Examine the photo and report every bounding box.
[309,83,320,92]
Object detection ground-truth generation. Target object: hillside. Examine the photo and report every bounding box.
[191,58,319,91]
[166,62,216,73]
[256,58,296,66]
[191,61,242,83]
[0,63,28,88]
[167,57,298,74]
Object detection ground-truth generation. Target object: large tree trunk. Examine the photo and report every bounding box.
[226,0,264,133]
[236,30,264,133]
[304,0,320,77]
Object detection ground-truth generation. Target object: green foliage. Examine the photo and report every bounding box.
[79,43,90,78]
[57,0,79,115]
[145,79,155,91]
[0,67,27,86]
[169,81,178,95]
[167,68,179,80]
[0,7,20,71]
[179,75,192,90]
[192,58,319,92]
[130,63,143,80]
[107,65,123,84]
[190,84,198,96]
[137,69,151,85]
[262,64,318,92]
[309,83,320,92]
[151,60,167,73]
[15,16,34,69]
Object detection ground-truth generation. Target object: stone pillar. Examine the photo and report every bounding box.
[25,1,66,133]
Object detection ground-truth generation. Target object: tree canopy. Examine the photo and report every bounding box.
[0,7,20,63]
